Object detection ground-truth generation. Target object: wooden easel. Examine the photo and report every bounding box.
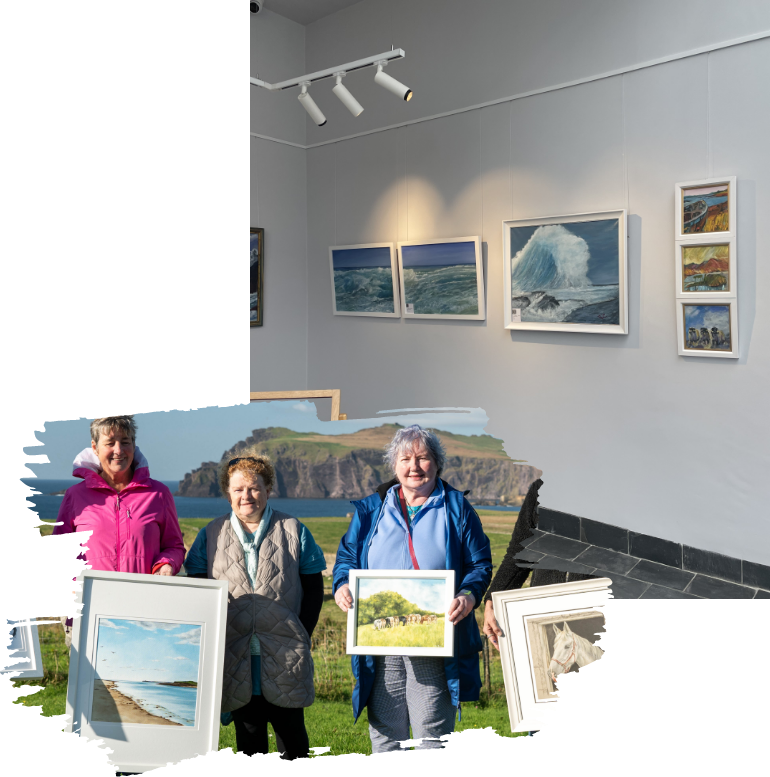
[249,390,346,421]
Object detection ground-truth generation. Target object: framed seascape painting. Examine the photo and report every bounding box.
[492,577,611,733]
[676,239,735,298]
[677,301,738,359]
[66,570,228,773]
[346,570,455,657]
[3,620,43,679]
[250,227,264,327]
[328,242,400,317]
[397,237,485,320]
[503,210,628,334]
[675,176,736,239]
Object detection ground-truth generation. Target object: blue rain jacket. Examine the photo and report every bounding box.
[332,479,492,720]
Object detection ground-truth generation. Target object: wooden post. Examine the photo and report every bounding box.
[482,635,491,698]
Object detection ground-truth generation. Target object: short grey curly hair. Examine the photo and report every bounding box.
[384,425,446,476]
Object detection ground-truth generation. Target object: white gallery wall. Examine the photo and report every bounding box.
[252,0,770,564]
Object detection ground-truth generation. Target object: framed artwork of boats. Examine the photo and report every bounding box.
[675,176,736,239]
[250,228,264,327]
[503,210,628,334]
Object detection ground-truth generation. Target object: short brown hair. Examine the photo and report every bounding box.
[90,416,137,445]
[218,449,275,497]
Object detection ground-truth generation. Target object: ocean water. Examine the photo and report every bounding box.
[514,286,619,324]
[403,265,478,315]
[333,267,395,313]
[684,194,728,208]
[112,680,197,726]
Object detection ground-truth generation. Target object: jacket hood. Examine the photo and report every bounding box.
[72,446,150,479]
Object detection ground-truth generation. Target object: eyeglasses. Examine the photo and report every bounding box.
[228,457,259,467]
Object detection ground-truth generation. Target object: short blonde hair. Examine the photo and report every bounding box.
[90,416,137,445]
[218,448,275,497]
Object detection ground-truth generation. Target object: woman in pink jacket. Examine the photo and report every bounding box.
[53,415,186,576]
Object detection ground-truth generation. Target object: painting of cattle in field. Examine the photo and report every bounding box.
[354,577,447,649]
[683,304,732,352]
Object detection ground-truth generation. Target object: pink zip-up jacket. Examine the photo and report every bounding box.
[53,447,186,575]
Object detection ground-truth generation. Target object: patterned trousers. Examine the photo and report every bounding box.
[367,655,457,753]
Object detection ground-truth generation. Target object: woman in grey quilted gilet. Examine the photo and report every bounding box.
[184,453,326,759]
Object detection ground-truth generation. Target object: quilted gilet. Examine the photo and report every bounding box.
[205,511,315,712]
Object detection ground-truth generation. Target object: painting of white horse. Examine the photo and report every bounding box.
[549,620,604,684]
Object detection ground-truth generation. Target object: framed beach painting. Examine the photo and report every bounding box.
[397,237,485,320]
[492,577,611,733]
[675,176,736,239]
[676,301,738,359]
[250,227,264,327]
[503,210,628,334]
[3,620,43,679]
[66,570,228,772]
[675,238,735,298]
[346,569,455,657]
[329,242,400,317]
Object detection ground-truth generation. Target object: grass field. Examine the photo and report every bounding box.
[357,619,445,648]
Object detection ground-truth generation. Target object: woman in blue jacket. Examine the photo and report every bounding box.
[333,425,492,753]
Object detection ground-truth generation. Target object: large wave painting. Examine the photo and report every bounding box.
[509,220,620,326]
[333,266,395,313]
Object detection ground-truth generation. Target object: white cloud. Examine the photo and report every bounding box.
[702,306,730,332]
[128,620,186,632]
[292,402,312,412]
[168,657,188,661]
[175,628,202,645]
[357,577,447,613]
[99,618,126,630]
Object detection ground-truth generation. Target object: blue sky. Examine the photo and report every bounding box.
[357,577,447,613]
[94,618,201,683]
[401,241,477,268]
[332,246,392,270]
[24,402,491,480]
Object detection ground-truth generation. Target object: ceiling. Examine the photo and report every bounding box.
[265,0,363,26]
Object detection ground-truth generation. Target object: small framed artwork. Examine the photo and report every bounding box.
[66,570,228,773]
[3,620,44,679]
[328,242,400,317]
[675,176,736,239]
[250,227,264,327]
[492,577,611,733]
[397,236,485,320]
[503,210,628,334]
[346,569,455,657]
[675,238,735,298]
[676,301,738,358]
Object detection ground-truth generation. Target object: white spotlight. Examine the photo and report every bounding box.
[298,82,327,126]
[332,72,364,117]
[374,61,413,101]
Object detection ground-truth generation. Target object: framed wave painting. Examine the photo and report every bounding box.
[397,236,485,320]
[503,210,627,334]
[329,242,400,317]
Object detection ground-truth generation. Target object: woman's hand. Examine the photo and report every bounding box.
[483,599,503,650]
[153,564,173,576]
[335,583,353,612]
[447,592,475,625]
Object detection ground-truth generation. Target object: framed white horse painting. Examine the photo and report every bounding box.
[491,577,611,733]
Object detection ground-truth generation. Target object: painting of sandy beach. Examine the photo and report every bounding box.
[91,618,201,727]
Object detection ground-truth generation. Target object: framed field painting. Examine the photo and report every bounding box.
[397,237,485,320]
[346,569,455,657]
[503,211,628,334]
[676,238,735,298]
[329,242,400,317]
[66,570,228,773]
[3,620,43,679]
[492,577,610,733]
[676,301,738,359]
[250,227,263,327]
[675,176,736,239]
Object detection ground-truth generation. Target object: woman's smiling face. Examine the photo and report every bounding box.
[228,471,271,523]
[395,442,438,493]
[92,427,135,480]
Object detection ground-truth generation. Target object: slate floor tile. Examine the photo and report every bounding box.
[685,575,756,599]
[592,570,650,599]
[640,585,701,599]
[626,559,696,591]
[527,554,596,576]
[754,589,770,599]
[515,549,546,564]
[527,533,591,560]
[520,530,545,548]
[573,545,640,576]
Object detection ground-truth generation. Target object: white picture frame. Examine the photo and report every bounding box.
[676,299,739,359]
[397,236,485,320]
[65,570,228,773]
[346,569,456,657]
[503,210,628,334]
[675,236,736,299]
[492,577,611,733]
[675,176,736,240]
[4,620,44,679]
[329,242,400,317]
